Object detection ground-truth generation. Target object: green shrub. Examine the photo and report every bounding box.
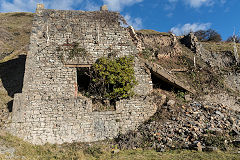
[176,90,185,101]
[142,48,153,59]
[89,56,137,102]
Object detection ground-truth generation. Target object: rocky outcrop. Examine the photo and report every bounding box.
[202,93,240,111]
[136,32,182,59]
[180,32,200,53]
[198,47,236,68]
[195,42,239,93]
[128,26,142,52]
[224,73,240,93]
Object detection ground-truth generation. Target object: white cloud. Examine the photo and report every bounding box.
[185,0,214,8]
[124,14,143,30]
[0,0,83,12]
[0,0,37,12]
[167,0,220,8]
[102,0,143,11]
[170,23,211,35]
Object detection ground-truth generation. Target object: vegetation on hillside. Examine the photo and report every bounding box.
[194,29,222,42]
[227,35,240,43]
[0,12,34,61]
[201,41,240,56]
[136,29,171,36]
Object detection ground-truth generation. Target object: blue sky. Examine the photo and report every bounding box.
[0,0,239,40]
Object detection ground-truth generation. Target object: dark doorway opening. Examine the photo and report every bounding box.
[76,67,116,111]
[76,67,90,92]
[150,70,185,93]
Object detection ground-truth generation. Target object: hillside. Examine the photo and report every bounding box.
[0,12,33,62]
[0,13,239,159]
[0,12,33,128]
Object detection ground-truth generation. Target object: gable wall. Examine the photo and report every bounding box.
[7,8,156,144]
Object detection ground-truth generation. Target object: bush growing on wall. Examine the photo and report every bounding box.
[89,56,137,102]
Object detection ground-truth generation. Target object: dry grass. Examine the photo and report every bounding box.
[136,29,171,36]
[0,132,239,160]
[0,50,26,64]
[0,12,33,60]
[201,41,240,56]
[102,149,240,160]
[0,12,32,115]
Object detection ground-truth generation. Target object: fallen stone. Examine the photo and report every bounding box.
[167,100,175,107]
[112,149,120,154]
[156,144,165,152]
[215,111,224,118]
[185,95,192,102]
[161,95,167,104]
[197,142,203,152]
[203,146,218,152]
[191,102,202,107]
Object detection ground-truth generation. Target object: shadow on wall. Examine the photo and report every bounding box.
[7,100,13,112]
[0,55,26,98]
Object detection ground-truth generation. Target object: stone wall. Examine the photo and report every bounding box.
[11,94,156,144]
[6,6,156,144]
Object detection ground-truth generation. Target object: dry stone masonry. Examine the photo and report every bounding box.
[6,5,156,144]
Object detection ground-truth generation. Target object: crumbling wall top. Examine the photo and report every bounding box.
[37,4,44,10]
[100,5,108,11]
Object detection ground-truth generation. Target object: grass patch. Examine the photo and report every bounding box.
[102,149,240,160]
[201,41,240,56]
[0,132,90,160]
[0,133,239,160]
[0,12,33,60]
[0,51,25,63]
[136,29,171,36]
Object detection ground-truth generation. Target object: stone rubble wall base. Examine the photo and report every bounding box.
[8,95,156,145]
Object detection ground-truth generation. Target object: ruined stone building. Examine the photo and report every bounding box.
[7,4,157,144]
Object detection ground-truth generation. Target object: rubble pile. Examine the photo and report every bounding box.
[116,100,240,152]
